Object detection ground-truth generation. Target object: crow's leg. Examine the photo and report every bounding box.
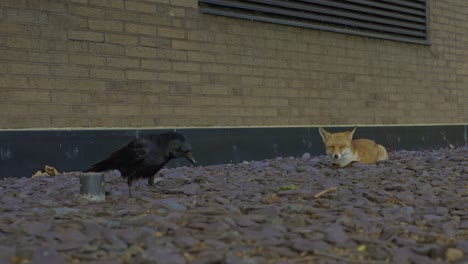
[147,175,154,186]
[127,178,133,198]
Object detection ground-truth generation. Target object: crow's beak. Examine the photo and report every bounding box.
[184,151,196,166]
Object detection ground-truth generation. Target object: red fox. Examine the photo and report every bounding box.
[318,127,388,167]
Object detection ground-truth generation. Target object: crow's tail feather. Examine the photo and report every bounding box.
[83,158,116,173]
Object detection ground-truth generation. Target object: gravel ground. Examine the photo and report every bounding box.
[0,147,467,264]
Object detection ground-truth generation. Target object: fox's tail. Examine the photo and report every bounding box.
[376,144,389,161]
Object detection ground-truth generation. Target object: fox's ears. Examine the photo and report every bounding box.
[318,127,329,142]
[319,126,357,142]
[347,126,357,139]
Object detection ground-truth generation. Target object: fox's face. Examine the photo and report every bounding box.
[319,127,356,166]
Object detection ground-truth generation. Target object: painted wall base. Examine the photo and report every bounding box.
[0,125,466,178]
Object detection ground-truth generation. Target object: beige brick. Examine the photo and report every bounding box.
[48,13,88,28]
[167,7,185,17]
[172,40,201,51]
[0,0,26,8]
[159,72,188,82]
[125,23,157,35]
[25,0,67,12]
[106,81,142,92]
[1,90,50,103]
[5,9,48,24]
[126,46,158,58]
[27,78,71,91]
[0,116,48,128]
[28,51,68,64]
[71,105,108,115]
[0,22,25,34]
[125,1,156,13]
[0,103,29,115]
[126,70,158,81]
[187,51,215,62]
[0,75,27,88]
[201,64,228,74]
[89,0,124,8]
[157,49,187,60]
[81,92,125,104]
[108,105,142,115]
[68,30,104,42]
[106,57,140,68]
[91,68,126,79]
[106,33,139,45]
[172,62,200,72]
[89,19,124,32]
[51,92,82,103]
[0,64,7,74]
[139,36,171,48]
[51,117,90,127]
[67,79,106,91]
[160,95,191,105]
[105,9,141,22]
[157,117,195,126]
[141,59,171,70]
[158,27,185,39]
[69,5,104,18]
[190,96,243,106]
[171,0,197,8]
[143,0,169,4]
[192,85,230,95]
[244,97,289,107]
[188,74,201,83]
[126,94,159,104]
[88,43,125,55]
[51,65,89,77]
[6,37,49,50]
[69,54,106,66]
[140,105,173,115]
[241,76,263,86]
[10,63,49,75]
[123,116,156,127]
[141,82,170,93]
[49,40,88,53]
[139,13,172,26]
[0,49,27,61]
[187,31,212,41]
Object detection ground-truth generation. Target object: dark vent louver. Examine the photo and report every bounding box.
[199,0,428,44]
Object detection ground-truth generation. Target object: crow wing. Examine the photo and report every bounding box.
[85,138,154,172]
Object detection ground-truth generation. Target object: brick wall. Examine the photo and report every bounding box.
[0,0,467,129]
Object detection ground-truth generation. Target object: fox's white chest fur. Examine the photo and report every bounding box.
[330,148,358,167]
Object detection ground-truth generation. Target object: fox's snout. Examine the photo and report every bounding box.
[328,151,343,160]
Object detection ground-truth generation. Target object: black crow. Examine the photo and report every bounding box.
[84,131,196,198]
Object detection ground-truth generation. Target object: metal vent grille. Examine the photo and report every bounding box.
[199,0,428,44]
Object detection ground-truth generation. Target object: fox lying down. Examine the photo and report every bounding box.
[319,127,388,167]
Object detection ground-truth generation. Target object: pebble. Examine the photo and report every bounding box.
[446,248,464,262]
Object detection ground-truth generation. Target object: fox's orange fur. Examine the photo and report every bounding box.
[318,127,388,167]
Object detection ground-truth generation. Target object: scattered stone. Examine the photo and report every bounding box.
[1,147,467,263]
[31,246,64,264]
[446,248,464,262]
